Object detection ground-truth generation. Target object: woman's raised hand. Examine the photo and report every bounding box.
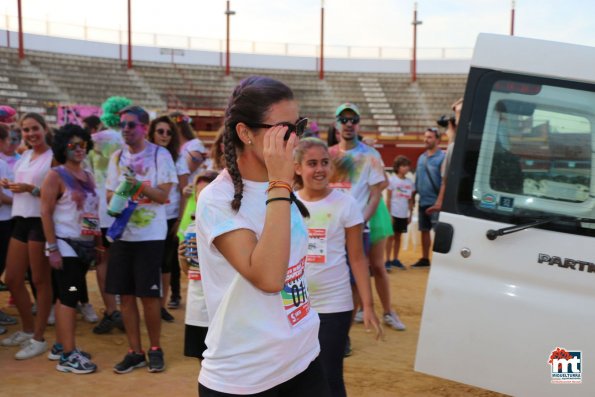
[263,125,298,184]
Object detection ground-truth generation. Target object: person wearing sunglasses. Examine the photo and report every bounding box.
[1,113,56,359]
[195,76,329,396]
[105,105,177,374]
[148,115,189,322]
[40,124,100,374]
[328,103,405,350]
[169,111,207,185]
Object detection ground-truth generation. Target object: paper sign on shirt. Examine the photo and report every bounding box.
[307,228,327,264]
[81,213,100,236]
[188,269,201,281]
[281,257,311,327]
[329,181,352,192]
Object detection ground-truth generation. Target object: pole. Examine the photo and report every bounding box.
[6,14,10,48]
[319,0,324,80]
[510,0,515,36]
[17,0,24,60]
[411,2,422,82]
[225,1,231,76]
[127,0,132,69]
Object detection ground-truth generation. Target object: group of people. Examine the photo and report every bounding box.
[0,78,459,396]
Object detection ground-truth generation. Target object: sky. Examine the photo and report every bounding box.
[2,0,595,56]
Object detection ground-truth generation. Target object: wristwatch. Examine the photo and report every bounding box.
[31,187,40,197]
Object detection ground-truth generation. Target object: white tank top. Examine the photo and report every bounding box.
[12,149,53,218]
[53,167,100,241]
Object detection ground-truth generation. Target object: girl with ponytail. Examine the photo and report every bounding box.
[195,76,329,396]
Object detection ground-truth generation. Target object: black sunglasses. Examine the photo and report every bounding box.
[337,115,360,125]
[156,128,173,137]
[246,117,308,141]
[119,121,140,129]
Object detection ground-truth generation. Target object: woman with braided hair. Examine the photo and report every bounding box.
[195,76,330,396]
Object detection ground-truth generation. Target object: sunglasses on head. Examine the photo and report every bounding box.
[22,125,41,133]
[337,115,360,125]
[246,117,308,141]
[119,121,141,129]
[67,141,88,151]
[156,128,173,137]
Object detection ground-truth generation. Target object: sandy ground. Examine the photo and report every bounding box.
[0,244,507,397]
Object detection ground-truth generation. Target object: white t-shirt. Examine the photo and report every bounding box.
[183,220,208,327]
[0,159,14,221]
[51,167,101,257]
[196,169,320,395]
[12,149,53,218]
[297,189,363,314]
[328,141,385,217]
[89,129,124,228]
[106,141,177,242]
[165,154,190,220]
[387,174,414,218]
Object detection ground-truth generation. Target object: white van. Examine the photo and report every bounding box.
[415,33,595,396]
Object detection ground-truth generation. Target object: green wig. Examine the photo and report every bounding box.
[100,96,132,128]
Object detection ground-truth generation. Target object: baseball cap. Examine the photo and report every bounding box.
[335,103,360,117]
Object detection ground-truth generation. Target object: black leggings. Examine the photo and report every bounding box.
[198,358,330,397]
[318,311,353,397]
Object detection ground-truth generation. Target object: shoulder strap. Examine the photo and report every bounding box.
[423,155,439,194]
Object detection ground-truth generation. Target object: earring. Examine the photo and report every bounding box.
[248,140,253,145]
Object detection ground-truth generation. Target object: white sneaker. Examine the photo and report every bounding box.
[383,312,406,331]
[1,330,34,346]
[353,309,364,323]
[78,303,99,323]
[47,305,55,326]
[15,338,48,360]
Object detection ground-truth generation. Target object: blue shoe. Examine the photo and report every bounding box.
[56,350,97,374]
[48,342,92,361]
[384,260,392,273]
[392,259,407,270]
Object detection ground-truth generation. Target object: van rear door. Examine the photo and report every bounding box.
[415,34,595,396]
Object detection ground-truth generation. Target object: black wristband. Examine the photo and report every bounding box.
[266,197,292,205]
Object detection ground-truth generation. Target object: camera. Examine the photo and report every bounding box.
[436,114,456,128]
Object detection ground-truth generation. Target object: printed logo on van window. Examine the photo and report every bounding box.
[479,193,497,209]
[549,347,582,384]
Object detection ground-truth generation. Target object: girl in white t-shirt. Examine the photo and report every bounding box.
[0,113,55,360]
[196,76,329,396]
[178,171,218,362]
[294,138,382,397]
[148,115,189,321]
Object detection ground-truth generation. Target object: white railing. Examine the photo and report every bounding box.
[0,14,473,60]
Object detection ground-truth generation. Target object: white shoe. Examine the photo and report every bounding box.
[78,303,99,323]
[1,330,34,347]
[15,338,48,360]
[353,309,364,323]
[383,312,406,331]
[47,305,55,326]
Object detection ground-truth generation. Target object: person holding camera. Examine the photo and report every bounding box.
[426,97,463,216]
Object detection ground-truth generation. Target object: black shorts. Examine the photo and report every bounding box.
[392,217,408,234]
[184,324,208,359]
[0,219,14,272]
[418,205,439,232]
[52,257,89,309]
[100,228,111,249]
[11,217,45,243]
[105,240,164,298]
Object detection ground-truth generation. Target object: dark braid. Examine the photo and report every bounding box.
[223,124,244,211]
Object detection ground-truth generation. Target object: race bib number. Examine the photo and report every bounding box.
[329,181,352,192]
[81,213,100,236]
[188,269,201,281]
[281,257,310,327]
[307,228,327,264]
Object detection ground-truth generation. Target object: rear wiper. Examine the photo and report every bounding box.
[486,218,558,240]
